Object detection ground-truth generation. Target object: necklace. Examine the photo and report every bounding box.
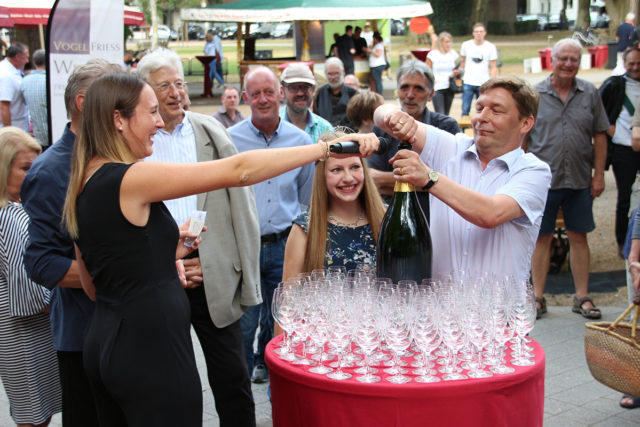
[328,212,364,228]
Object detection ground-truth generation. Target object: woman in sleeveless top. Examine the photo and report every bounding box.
[62,73,381,426]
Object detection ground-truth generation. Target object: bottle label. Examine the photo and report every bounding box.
[394,181,415,192]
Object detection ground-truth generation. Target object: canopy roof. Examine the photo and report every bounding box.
[1,1,145,27]
[181,0,432,22]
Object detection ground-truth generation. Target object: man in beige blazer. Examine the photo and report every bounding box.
[137,48,260,427]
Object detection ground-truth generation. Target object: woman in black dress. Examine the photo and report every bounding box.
[62,72,380,426]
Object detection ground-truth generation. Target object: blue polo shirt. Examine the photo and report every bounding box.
[21,124,95,351]
[228,118,314,235]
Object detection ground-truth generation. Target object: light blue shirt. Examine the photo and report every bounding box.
[20,69,48,146]
[0,58,28,131]
[204,35,223,61]
[279,105,334,143]
[145,114,197,226]
[229,118,314,235]
[420,126,551,281]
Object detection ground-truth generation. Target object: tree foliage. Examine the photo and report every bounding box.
[429,0,475,36]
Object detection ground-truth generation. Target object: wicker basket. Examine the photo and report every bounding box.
[585,304,640,396]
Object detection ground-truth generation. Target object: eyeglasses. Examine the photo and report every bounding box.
[554,56,580,64]
[154,80,186,93]
[285,83,313,93]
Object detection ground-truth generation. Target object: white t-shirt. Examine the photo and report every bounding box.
[369,42,386,68]
[612,76,640,147]
[0,59,28,131]
[460,40,498,87]
[427,49,459,91]
[362,31,373,47]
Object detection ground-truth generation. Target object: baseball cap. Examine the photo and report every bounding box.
[281,63,316,86]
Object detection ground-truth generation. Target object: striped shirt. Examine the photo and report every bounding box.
[20,69,48,147]
[146,114,197,226]
[0,202,50,317]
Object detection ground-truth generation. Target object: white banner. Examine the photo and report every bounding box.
[48,0,123,144]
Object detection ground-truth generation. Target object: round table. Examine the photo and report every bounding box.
[266,336,545,427]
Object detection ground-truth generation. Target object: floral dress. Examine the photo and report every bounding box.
[293,211,376,271]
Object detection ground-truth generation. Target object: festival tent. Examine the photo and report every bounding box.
[181,0,432,60]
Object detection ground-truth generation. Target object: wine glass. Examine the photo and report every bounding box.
[383,295,412,383]
[271,283,297,361]
[326,301,353,380]
[511,280,537,366]
[353,308,381,383]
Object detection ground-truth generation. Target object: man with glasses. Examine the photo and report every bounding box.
[459,23,498,119]
[229,66,314,385]
[528,38,609,320]
[279,63,332,142]
[0,42,29,130]
[137,48,259,427]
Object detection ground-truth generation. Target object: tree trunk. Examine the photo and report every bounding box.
[576,0,592,29]
[475,0,485,24]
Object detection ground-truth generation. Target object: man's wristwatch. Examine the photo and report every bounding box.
[422,170,439,191]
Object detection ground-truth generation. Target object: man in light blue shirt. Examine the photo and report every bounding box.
[204,29,224,88]
[229,66,314,383]
[374,75,551,283]
[278,63,333,142]
[20,49,48,148]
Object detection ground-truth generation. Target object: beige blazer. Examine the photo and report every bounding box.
[186,111,261,327]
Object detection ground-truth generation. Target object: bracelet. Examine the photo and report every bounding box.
[318,141,330,161]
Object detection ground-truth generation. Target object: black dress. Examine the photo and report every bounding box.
[75,163,202,426]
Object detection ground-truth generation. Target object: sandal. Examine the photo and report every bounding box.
[535,296,547,319]
[620,394,640,409]
[571,296,601,319]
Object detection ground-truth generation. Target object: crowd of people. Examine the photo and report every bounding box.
[5,16,640,426]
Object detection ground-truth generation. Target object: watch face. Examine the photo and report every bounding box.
[429,171,438,182]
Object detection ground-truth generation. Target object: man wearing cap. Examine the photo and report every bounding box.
[279,63,333,142]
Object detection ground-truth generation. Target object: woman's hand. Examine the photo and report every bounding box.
[390,149,430,188]
[176,219,206,260]
[326,133,382,158]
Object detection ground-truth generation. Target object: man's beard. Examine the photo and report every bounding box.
[329,76,344,90]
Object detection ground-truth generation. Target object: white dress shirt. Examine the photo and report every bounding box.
[420,126,551,281]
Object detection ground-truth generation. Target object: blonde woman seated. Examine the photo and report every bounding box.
[282,130,386,281]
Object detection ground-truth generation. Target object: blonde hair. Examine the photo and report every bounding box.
[63,72,146,238]
[303,129,385,272]
[435,31,453,52]
[0,127,41,208]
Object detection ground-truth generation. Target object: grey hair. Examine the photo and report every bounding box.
[32,49,46,67]
[325,57,345,73]
[626,12,636,22]
[64,59,122,120]
[396,59,434,90]
[136,48,184,82]
[551,38,583,59]
[6,42,26,58]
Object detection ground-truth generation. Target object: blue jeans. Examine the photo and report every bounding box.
[240,237,286,374]
[369,65,385,95]
[461,83,480,116]
[208,58,224,86]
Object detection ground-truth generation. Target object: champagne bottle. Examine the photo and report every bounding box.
[376,142,433,283]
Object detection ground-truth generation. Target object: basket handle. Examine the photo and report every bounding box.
[609,304,639,331]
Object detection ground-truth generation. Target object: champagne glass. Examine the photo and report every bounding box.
[326,301,353,380]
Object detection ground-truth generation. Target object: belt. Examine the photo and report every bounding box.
[261,226,292,244]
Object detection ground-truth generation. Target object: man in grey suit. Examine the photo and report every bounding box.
[137,48,260,427]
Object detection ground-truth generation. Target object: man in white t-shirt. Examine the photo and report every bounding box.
[0,42,29,131]
[459,23,498,117]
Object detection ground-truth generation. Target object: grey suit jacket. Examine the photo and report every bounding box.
[186,111,261,327]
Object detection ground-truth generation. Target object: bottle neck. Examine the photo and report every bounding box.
[394,181,415,192]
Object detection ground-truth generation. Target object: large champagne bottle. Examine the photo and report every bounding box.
[376,142,432,283]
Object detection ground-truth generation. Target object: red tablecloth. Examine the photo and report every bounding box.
[195,55,216,97]
[266,336,545,427]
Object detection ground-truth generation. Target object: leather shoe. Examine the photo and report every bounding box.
[251,364,268,383]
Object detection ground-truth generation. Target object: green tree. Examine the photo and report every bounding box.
[429,0,475,36]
